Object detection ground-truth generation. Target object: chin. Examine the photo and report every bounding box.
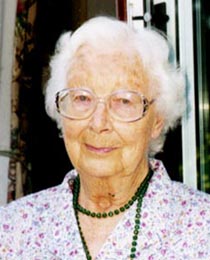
[77,159,121,179]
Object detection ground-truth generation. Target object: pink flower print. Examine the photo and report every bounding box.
[161,229,167,235]
[182,241,188,248]
[112,241,117,246]
[147,231,153,239]
[200,210,206,216]
[181,200,187,206]
[50,187,57,192]
[66,225,71,232]
[55,230,60,236]
[163,198,169,204]
[22,213,28,219]
[175,229,182,235]
[156,174,162,179]
[196,222,203,227]
[63,204,69,210]
[199,239,206,245]
[116,250,123,256]
[35,241,41,247]
[44,203,49,209]
[161,248,167,255]
[125,220,131,227]
[198,251,204,257]
[141,222,146,227]
[142,212,148,218]
[53,249,58,255]
[69,249,78,256]
[26,201,34,207]
[39,233,44,239]
[3,224,9,231]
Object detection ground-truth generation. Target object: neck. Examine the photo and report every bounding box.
[78,161,149,212]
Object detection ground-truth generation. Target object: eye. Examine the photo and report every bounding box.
[120,98,131,105]
[112,97,133,106]
[74,95,90,102]
[71,92,92,104]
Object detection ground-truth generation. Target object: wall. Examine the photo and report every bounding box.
[0,0,17,205]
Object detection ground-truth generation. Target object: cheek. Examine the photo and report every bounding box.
[61,120,84,167]
[116,120,153,165]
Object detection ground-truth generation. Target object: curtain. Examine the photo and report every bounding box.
[8,0,37,202]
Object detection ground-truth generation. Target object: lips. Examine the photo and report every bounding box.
[85,144,117,154]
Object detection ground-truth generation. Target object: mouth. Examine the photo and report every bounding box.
[85,144,117,154]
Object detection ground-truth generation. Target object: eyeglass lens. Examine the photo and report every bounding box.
[57,89,147,121]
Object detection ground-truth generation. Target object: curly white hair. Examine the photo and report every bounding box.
[45,16,185,156]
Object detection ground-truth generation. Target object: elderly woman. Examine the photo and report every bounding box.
[0,16,210,260]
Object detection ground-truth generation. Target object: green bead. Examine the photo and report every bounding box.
[131,247,136,252]
[136,208,141,213]
[114,209,120,215]
[132,241,137,246]
[129,200,134,206]
[133,235,138,240]
[134,224,140,230]
[125,204,130,209]
[135,219,140,224]
[72,170,154,260]
[137,201,142,207]
[132,195,137,201]
[96,213,101,218]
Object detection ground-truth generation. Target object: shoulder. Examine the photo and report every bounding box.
[1,176,70,216]
[170,180,210,225]
[171,179,210,204]
[0,169,77,257]
[0,168,77,214]
[149,158,210,232]
[150,158,210,211]
[149,159,210,257]
[0,169,77,221]
[169,182,210,258]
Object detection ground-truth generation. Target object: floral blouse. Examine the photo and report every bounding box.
[0,159,210,260]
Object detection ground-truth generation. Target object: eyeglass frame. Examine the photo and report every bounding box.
[55,87,155,123]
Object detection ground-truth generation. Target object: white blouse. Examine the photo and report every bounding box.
[0,159,210,259]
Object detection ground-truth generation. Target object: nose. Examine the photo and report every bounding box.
[89,101,112,134]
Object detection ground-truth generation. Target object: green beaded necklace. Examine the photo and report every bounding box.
[72,170,153,260]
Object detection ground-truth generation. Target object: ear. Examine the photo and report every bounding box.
[151,115,164,139]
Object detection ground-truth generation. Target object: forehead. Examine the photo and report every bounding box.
[67,45,149,94]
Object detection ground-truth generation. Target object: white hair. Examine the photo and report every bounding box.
[45,16,185,156]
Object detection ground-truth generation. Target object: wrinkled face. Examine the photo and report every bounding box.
[61,45,163,178]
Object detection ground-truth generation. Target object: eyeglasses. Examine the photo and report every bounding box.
[55,88,154,122]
